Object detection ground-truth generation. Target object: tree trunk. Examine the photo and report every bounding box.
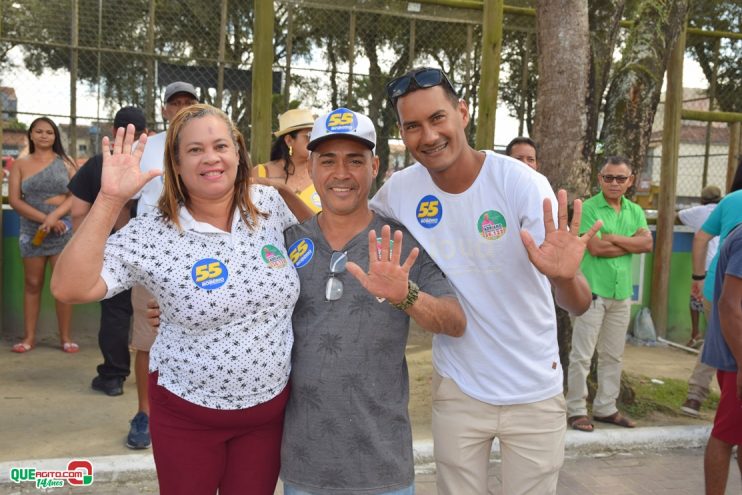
[599,0,690,178]
[586,0,626,173]
[534,0,593,388]
[533,0,592,198]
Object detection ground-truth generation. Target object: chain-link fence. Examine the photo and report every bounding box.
[0,0,739,197]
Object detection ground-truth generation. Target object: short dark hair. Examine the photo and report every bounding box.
[390,67,460,122]
[505,137,538,159]
[730,156,742,193]
[601,155,633,174]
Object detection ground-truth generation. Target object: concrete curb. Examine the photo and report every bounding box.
[0,425,712,485]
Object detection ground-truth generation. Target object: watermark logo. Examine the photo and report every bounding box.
[9,459,94,488]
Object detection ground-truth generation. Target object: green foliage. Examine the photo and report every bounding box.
[687,0,741,112]
[499,28,536,135]
[3,120,27,131]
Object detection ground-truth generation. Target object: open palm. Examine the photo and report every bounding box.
[100,124,160,201]
[346,225,419,304]
[521,189,602,281]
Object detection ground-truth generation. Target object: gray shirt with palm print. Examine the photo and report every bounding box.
[281,214,455,494]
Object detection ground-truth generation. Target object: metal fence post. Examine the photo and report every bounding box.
[728,122,741,193]
[216,0,228,109]
[145,0,156,128]
[69,0,79,160]
[347,11,356,105]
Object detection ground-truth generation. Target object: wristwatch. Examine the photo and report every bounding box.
[391,280,420,311]
[691,273,706,281]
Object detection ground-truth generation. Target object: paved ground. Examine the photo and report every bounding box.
[2,448,740,494]
[0,325,714,463]
[2,320,733,493]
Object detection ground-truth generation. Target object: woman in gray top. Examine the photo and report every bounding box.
[8,117,78,353]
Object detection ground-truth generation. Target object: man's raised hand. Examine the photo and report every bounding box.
[520,189,602,282]
[346,225,419,305]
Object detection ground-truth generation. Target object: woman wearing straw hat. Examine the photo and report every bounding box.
[252,108,321,212]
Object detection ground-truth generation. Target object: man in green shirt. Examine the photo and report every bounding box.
[566,156,653,432]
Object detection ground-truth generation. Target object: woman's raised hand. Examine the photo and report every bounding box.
[100,124,161,202]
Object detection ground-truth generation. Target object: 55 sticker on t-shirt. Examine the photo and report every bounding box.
[191,258,229,290]
[416,195,443,229]
[288,238,315,268]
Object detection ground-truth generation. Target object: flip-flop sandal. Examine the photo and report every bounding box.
[568,415,594,432]
[593,412,636,428]
[11,343,33,353]
[62,342,80,354]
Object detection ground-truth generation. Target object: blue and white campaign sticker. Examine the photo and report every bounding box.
[325,108,357,133]
[191,258,228,290]
[288,238,315,268]
[416,194,443,229]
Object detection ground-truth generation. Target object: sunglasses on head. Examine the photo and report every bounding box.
[386,68,457,106]
[600,174,631,184]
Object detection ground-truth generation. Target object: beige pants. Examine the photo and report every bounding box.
[566,296,631,418]
[130,285,158,351]
[432,370,566,495]
[687,298,715,402]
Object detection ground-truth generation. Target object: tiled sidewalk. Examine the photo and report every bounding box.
[3,448,740,494]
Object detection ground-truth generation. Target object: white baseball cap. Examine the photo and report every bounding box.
[307,108,376,152]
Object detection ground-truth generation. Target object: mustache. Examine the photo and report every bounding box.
[327,181,356,189]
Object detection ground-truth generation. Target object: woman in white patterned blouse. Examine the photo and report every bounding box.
[52,104,307,495]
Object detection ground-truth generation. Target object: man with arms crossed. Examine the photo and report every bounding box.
[566,157,653,433]
[370,67,600,495]
[701,223,742,495]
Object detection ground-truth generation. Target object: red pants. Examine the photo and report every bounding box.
[148,372,289,495]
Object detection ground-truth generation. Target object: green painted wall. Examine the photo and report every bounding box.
[2,211,99,342]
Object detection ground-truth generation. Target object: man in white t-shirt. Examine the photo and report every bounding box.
[137,81,199,215]
[370,67,600,495]
[677,184,722,418]
[129,81,199,448]
[678,185,722,346]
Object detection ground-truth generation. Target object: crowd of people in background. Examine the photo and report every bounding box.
[5,67,741,495]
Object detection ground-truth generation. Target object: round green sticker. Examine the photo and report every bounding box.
[261,244,288,269]
[477,210,507,240]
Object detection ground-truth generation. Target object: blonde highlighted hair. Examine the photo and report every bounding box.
[157,104,265,229]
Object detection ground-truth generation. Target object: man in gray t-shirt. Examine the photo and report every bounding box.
[280,108,465,494]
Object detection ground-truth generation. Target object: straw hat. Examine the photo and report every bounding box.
[275,108,314,137]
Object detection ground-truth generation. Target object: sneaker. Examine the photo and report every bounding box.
[681,398,701,417]
[91,376,124,397]
[126,412,151,450]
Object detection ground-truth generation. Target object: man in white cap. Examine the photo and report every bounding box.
[279,107,466,495]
